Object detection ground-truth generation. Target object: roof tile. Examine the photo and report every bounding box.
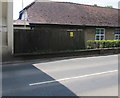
[21,2,119,27]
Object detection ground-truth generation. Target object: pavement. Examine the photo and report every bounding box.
[2,54,118,96]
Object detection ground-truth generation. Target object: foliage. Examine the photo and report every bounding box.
[93,4,113,8]
[105,6,113,8]
[87,40,120,49]
[93,4,98,6]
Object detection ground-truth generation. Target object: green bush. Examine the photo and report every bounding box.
[87,40,120,49]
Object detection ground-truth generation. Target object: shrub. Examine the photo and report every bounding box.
[87,40,120,49]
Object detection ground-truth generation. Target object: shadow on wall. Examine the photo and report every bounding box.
[2,62,79,96]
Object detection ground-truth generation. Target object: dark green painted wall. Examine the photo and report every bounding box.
[14,25,85,54]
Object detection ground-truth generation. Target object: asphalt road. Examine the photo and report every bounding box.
[2,54,118,96]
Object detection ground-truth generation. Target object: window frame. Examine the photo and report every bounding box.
[114,28,120,40]
[95,28,105,40]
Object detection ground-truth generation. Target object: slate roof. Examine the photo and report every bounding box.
[18,0,119,27]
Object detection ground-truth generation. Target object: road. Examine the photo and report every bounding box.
[2,54,118,96]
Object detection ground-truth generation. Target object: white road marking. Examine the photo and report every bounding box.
[29,70,118,86]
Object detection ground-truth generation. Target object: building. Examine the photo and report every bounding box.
[0,0,13,60]
[14,0,120,54]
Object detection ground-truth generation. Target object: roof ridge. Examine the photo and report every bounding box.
[21,0,118,12]
[51,2,118,10]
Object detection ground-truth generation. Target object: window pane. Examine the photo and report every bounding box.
[101,36,104,40]
[101,30,104,34]
[96,36,99,40]
[115,35,119,39]
[115,28,120,34]
[96,29,99,34]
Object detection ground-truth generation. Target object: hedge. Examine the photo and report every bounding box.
[87,40,120,49]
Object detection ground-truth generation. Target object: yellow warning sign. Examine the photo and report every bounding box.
[70,32,74,37]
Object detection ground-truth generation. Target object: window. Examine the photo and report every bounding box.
[2,26,8,46]
[114,28,120,40]
[95,28,105,40]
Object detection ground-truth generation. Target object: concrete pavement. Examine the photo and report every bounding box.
[2,54,118,96]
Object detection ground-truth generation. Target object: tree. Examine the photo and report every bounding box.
[93,4,98,6]
[105,6,113,8]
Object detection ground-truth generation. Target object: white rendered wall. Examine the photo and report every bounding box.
[0,1,13,60]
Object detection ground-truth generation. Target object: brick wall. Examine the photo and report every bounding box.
[105,28,115,40]
[84,27,96,46]
[84,27,116,46]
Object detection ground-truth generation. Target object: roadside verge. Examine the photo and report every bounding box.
[2,48,120,64]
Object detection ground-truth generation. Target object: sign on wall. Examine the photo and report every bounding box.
[70,32,74,37]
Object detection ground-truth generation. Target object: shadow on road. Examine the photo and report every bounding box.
[2,62,78,96]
